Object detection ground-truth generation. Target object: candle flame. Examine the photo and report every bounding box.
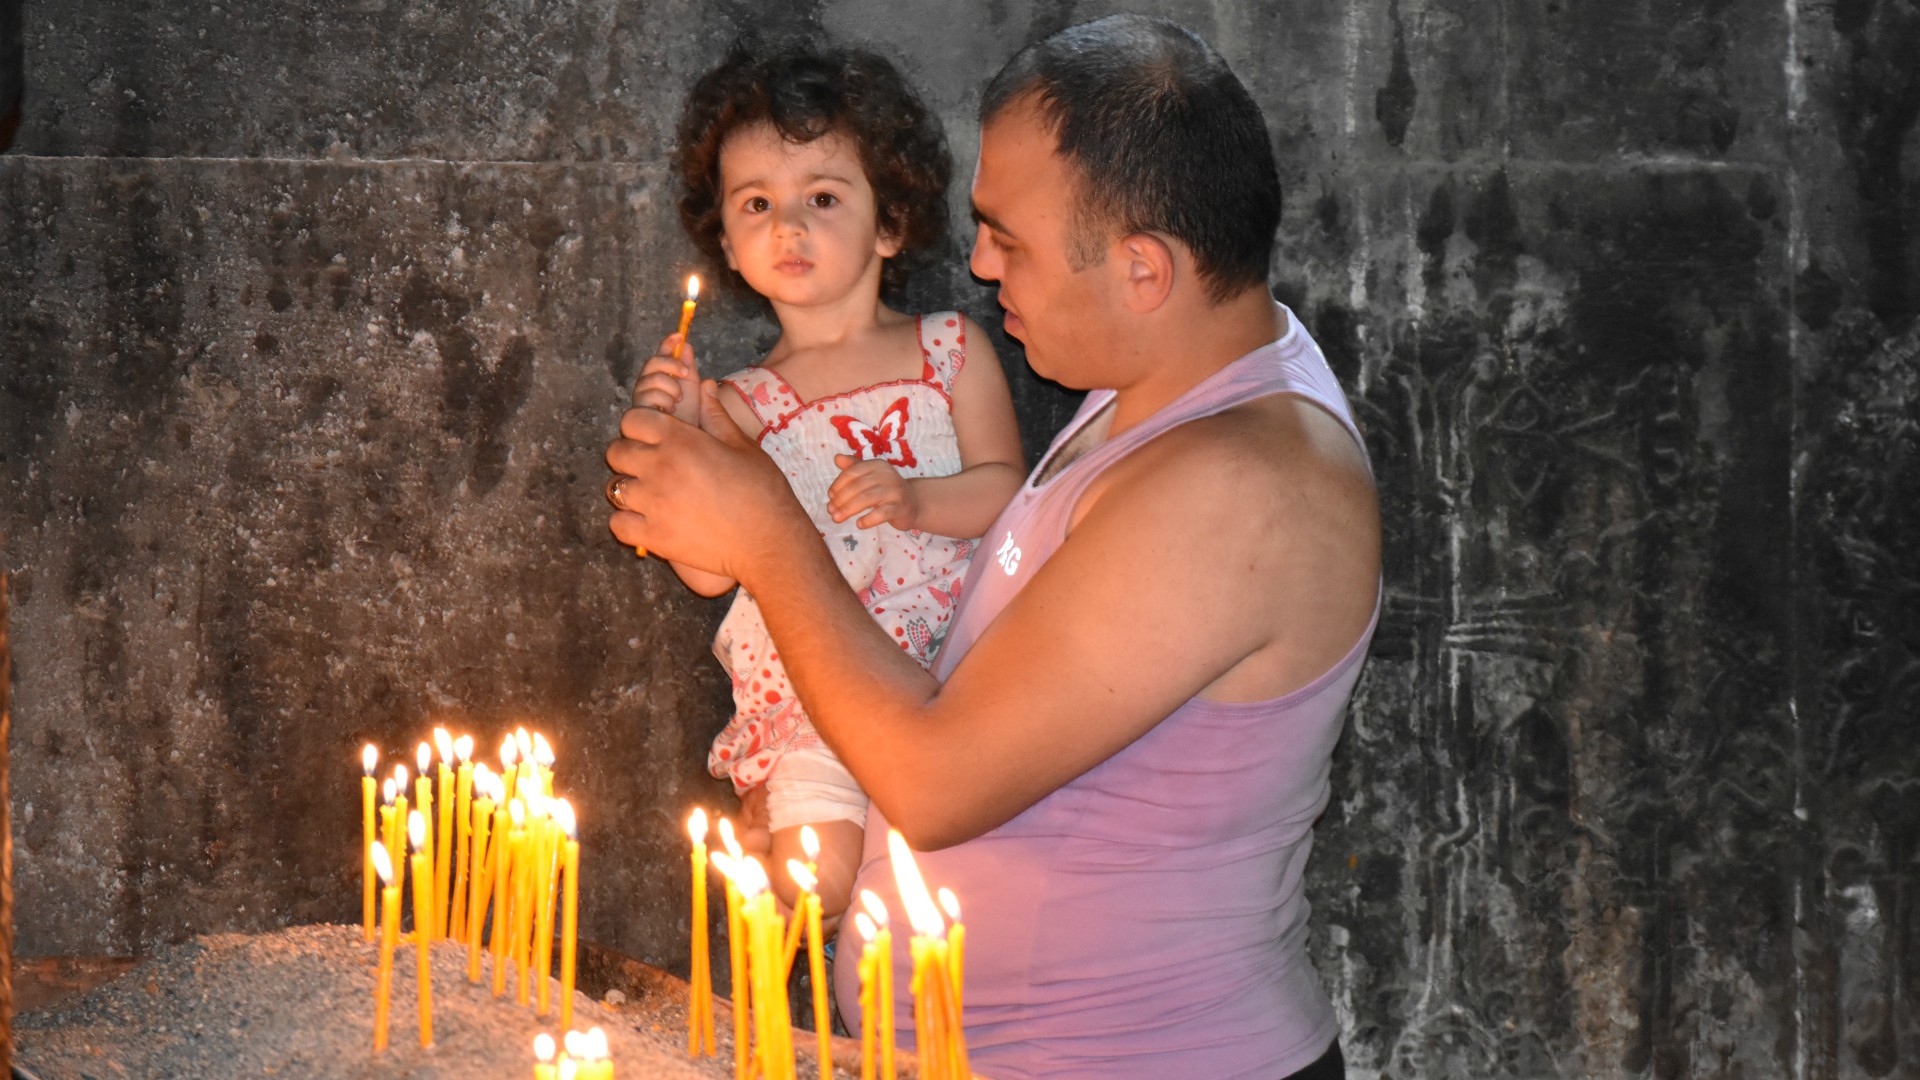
[526,790,549,820]
[736,856,770,897]
[433,727,453,763]
[510,800,526,828]
[415,742,431,773]
[533,732,554,767]
[534,1033,556,1062]
[558,1059,578,1080]
[709,852,737,881]
[409,810,427,852]
[788,859,817,894]
[859,889,890,928]
[686,274,701,301]
[855,911,876,942]
[514,727,533,761]
[472,762,493,791]
[801,824,820,862]
[888,830,945,937]
[394,764,408,789]
[688,807,709,844]
[362,744,377,775]
[564,1030,587,1057]
[717,817,743,860]
[501,733,519,766]
[553,797,577,839]
[454,733,473,763]
[486,770,507,802]
[586,1027,609,1059]
[382,778,396,805]
[371,841,394,884]
[939,887,961,922]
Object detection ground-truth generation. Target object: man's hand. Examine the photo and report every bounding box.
[828,454,922,531]
[630,335,702,425]
[606,382,813,585]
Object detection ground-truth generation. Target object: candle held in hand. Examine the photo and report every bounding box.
[671,275,700,361]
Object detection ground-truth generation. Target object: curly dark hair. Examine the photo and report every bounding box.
[675,37,953,297]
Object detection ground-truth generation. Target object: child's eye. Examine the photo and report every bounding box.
[808,192,838,209]
[744,196,770,213]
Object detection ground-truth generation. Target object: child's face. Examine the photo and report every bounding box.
[717,123,900,312]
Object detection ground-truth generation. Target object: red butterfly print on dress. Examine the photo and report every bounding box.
[830,396,918,468]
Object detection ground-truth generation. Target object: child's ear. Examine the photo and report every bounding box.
[721,235,738,270]
[875,227,903,260]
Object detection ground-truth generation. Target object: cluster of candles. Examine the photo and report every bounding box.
[686,812,970,1080]
[359,727,592,1065]
[533,1028,614,1078]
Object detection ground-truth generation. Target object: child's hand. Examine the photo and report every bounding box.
[829,454,920,530]
[630,335,701,425]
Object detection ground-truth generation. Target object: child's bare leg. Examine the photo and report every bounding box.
[769,819,864,934]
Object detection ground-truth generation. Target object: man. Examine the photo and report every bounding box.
[608,15,1379,1079]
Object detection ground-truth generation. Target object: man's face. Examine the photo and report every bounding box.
[968,101,1111,387]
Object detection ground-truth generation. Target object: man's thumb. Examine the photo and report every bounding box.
[699,381,750,446]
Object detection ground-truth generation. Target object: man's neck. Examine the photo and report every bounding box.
[1105,287,1289,436]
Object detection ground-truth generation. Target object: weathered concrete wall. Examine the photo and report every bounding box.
[1,1,1914,1077]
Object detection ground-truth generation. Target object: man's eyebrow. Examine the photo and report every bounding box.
[970,203,1015,239]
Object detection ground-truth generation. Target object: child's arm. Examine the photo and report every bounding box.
[827,316,1025,537]
[631,337,745,597]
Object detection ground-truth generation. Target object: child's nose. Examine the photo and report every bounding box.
[773,203,809,236]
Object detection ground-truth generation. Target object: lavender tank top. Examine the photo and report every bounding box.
[833,306,1378,1079]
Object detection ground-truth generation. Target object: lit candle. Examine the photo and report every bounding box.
[584,1026,614,1080]
[515,727,534,777]
[534,1032,558,1080]
[672,275,701,361]
[687,809,715,1057]
[532,792,557,1015]
[855,912,877,1080]
[414,744,435,900]
[738,858,792,1080]
[788,861,832,1080]
[860,890,896,1080]
[467,766,497,982]
[514,794,537,1006]
[939,888,966,1017]
[889,833,967,1080]
[717,822,750,1080]
[501,734,522,811]
[433,728,456,940]
[533,732,555,797]
[451,734,476,941]
[362,744,378,941]
[410,811,435,1047]
[391,766,410,904]
[372,842,399,1053]
[494,799,525,997]
[555,798,581,1031]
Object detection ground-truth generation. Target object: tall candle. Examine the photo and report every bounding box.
[533,732,555,797]
[494,799,525,997]
[391,766,409,904]
[466,767,497,983]
[855,913,877,1080]
[413,744,434,904]
[513,799,537,1006]
[555,798,581,1032]
[433,728,455,940]
[938,888,969,1079]
[409,811,435,1047]
[362,745,378,941]
[860,890,896,1080]
[531,795,557,1014]
[372,842,399,1053]
[671,275,701,361]
[451,735,475,941]
[716,853,750,1080]
[687,809,714,1057]
[500,734,521,813]
[787,861,831,1080]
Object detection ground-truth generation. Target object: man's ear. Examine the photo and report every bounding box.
[721,234,738,271]
[1118,232,1175,313]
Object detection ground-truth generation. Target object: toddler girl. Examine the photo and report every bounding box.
[633,40,1023,922]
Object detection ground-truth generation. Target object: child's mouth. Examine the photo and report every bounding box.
[775,257,813,275]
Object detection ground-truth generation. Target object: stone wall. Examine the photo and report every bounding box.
[2,1,1914,1077]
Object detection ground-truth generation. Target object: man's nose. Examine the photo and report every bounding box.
[967,223,997,281]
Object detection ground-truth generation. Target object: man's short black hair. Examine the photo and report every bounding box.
[980,15,1281,302]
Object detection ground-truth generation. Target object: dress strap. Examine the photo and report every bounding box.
[718,366,806,431]
[915,312,968,395]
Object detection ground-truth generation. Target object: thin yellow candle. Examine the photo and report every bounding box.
[413,744,434,901]
[739,860,782,1080]
[409,811,435,1047]
[371,842,399,1053]
[532,795,558,1015]
[451,735,476,942]
[515,728,534,779]
[585,1026,614,1080]
[555,798,581,1031]
[514,796,537,1006]
[534,1032,558,1080]
[362,745,378,941]
[391,767,409,904]
[938,888,970,1079]
[860,890,896,1080]
[433,728,456,940]
[715,851,750,1080]
[494,799,525,997]
[908,936,934,1080]
[788,861,831,1080]
[890,832,951,1079]
[466,767,497,982]
[855,913,877,1080]
[687,808,714,1057]
[500,734,521,812]
[671,275,701,361]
